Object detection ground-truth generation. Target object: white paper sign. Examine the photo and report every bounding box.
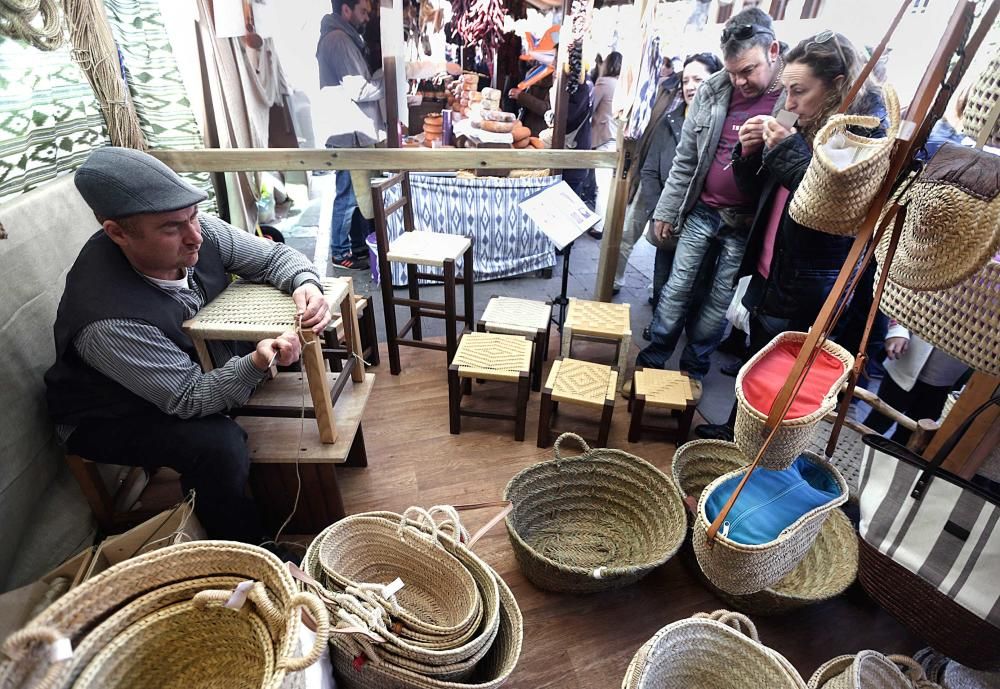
[213,0,246,38]
[519,181,599,250]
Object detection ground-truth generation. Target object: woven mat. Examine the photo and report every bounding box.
[634,369,694,410]
[565,298,630,338]
[453,333,532,380]
[481,297,551,333]
[547,358,617,406]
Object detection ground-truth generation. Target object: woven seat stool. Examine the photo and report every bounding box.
[373,171,475,375]
[537,357,618,448]
[448,332,533,441]
[477,296,553,391]
[560,298,631,385]
[627,368,696,444]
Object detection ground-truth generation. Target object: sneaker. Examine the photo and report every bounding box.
[332,254,370,271]
[642,326,651,342]
[694,423,734,441]
[586,228,603,240]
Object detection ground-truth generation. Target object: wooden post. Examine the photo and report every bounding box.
[551,0,573,150]
[800,0,824,19]
[339,277,366,383]
[301,329,338,444]
[924,372,1000,479]
[769,0,789,20]
[594,125,628,302]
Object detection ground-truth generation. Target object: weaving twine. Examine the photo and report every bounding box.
[0,0,63,50]
[64,0,145,149]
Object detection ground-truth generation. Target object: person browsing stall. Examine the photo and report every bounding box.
[44,147,332,544]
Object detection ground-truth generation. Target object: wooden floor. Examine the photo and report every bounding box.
[330,341,923,688]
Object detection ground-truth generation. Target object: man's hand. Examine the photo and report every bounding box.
[653,220,675,243]
[251,331,301,370]
[508,87,523,99]
[292,282,332,334]
[738,115,768,155]
[884,336,909,361]
[762,117,795,149]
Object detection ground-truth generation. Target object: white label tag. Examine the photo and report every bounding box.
[382,578,405,599]
[224,580,255,610]
[898,120,917,141]
[49,637,73,662]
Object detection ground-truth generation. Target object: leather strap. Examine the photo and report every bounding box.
[838,0,910,114]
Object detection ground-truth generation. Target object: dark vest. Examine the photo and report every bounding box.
[45,229,228,426]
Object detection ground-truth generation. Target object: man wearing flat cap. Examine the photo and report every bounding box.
[45,147,332,543]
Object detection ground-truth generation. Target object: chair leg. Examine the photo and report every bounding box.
[616,334,631,389]
[66,454,115,533]
[406,263,422,341]
[448,366,462,435]
[598,399,615,447]
[677,405,695,444]
[380,260,402,375]
[444,259,458,363]
[515,372,531,441]
[628,396,646,443]
[561,325,572,358]
[362,303,380,367]
[462,244,475,332]
[537,390,554,448]
[531,332,544,392]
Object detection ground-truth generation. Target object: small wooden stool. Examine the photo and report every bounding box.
[561,298,631,383]
[477,296,552,391]
[627,368,696,443]
[448,332,533,441]
[537,357,618,448]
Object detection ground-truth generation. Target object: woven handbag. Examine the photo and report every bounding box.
[857,394,1000,671]
[963,46,1000,147]
[808,651,940,689]
[789,84,901,236]
[504,432,687,593]
[692,450,848,595]
[621,610,807,689]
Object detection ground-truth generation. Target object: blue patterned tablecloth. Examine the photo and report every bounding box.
[384,173,559,286]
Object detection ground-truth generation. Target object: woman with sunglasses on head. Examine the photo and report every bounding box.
[695,31,890,441]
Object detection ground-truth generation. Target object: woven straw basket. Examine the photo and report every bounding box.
[0,541,328,689]
[692,451,848,595]
[963,47,1000,148]
[672,440,857,614]
[621,610,807,689]
[808,651,940,689]
[735,332,854,469]
[789,85,900,236]
[504,432,687,593]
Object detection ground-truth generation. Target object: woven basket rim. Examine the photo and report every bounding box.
[671,439,747,499]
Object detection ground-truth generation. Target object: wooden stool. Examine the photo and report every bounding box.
[477,296,552,391]
[372,172,475,375]
[448,332,533,441]
[537,357,618,448]
[65,455,177,533]
[325,294,380,371]
[561,298,631,383]
[627,368,696,444]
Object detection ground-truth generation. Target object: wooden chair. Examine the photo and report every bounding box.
[65,455,169,533]
[561,298,631,386]
[627,368,696,443]
[537,357,618,448]
[477,296,552,392]
[371,171,475,375]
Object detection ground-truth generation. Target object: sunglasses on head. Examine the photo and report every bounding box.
[721,23,774,45]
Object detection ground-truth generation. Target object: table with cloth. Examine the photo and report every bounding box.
[382,173,559,286]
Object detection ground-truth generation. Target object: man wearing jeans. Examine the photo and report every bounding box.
[633,7,784,395]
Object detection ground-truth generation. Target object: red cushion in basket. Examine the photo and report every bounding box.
[742,340,844,420]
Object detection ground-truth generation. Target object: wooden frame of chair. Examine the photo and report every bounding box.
[626,368,696,444]
[65,455,162,533]
[536,358,617,449]
[371,171,475,375]
[476,295,553,392]
[324,295,380,372]
[448,364,532,442]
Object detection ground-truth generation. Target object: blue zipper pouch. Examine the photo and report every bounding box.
[704,455,842,545]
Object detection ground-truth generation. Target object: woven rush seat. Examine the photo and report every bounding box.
[479,296,553,391]
[449,332,533,441]
[386,230,472,268]
[560,298,631,384]
[628,368,697,443]
[537,358,618,448]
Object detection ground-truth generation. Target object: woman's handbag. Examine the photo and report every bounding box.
[856,394,1000,671]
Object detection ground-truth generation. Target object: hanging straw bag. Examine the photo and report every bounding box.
[692,450,848,595]
[734,332,854,469]
[808,651,941,689]
[504,432,687,593]
[963,46,1000,147]
[621,610,807,689]
[857,395,1000,671]
[789,85,901,236]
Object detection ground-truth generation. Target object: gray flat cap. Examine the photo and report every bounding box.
[74,146,208,219]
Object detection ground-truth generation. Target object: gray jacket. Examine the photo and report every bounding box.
[652,69,733,228]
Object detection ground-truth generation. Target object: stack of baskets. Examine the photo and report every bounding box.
[0,541,329,689]
[808,651,941,689]
[503,433,687,593]
[302,506,523,689]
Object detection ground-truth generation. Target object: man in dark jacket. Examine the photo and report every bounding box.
[46,147,331,543]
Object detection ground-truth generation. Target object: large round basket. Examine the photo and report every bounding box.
[734,332,854,470]
[504,433,687,593]
[808,651,938,689]
[672,440,857,615]
[622,610,807,689]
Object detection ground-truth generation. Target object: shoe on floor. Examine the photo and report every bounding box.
[695,423,734,441]
[332,254,370,271]
[621,378,633,399]
[720,361,742,377]
[642,326,651,342]
[586,228,603,240]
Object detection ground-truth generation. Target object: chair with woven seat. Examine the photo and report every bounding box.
[372,171,475,375]
[627,368,696,443]
[537,357,618,448]
[448,332,533,441]
[561,298,631,384]
[477,296,552,391]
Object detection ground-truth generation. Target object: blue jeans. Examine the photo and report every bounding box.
[637,202,748,379]
[330,170,357,260]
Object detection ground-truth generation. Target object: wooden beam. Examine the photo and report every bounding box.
[769,0,789,20]
[594,126,628,302]
[149,148,619,172]
[800,0,823,19]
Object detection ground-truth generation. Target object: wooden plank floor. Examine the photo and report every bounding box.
[330,341,923,688]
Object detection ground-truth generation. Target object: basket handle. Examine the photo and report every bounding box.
[276,592,332,672]
[2,625,74,689]
[193,581,286,629]
[816,84,900,150]
[553,432,591,459]
[887,655,938,689]
[692,610,760,642]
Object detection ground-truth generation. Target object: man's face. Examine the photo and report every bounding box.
[343,0,371,32]
[724,43,778,98]
[106,206,202,279]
